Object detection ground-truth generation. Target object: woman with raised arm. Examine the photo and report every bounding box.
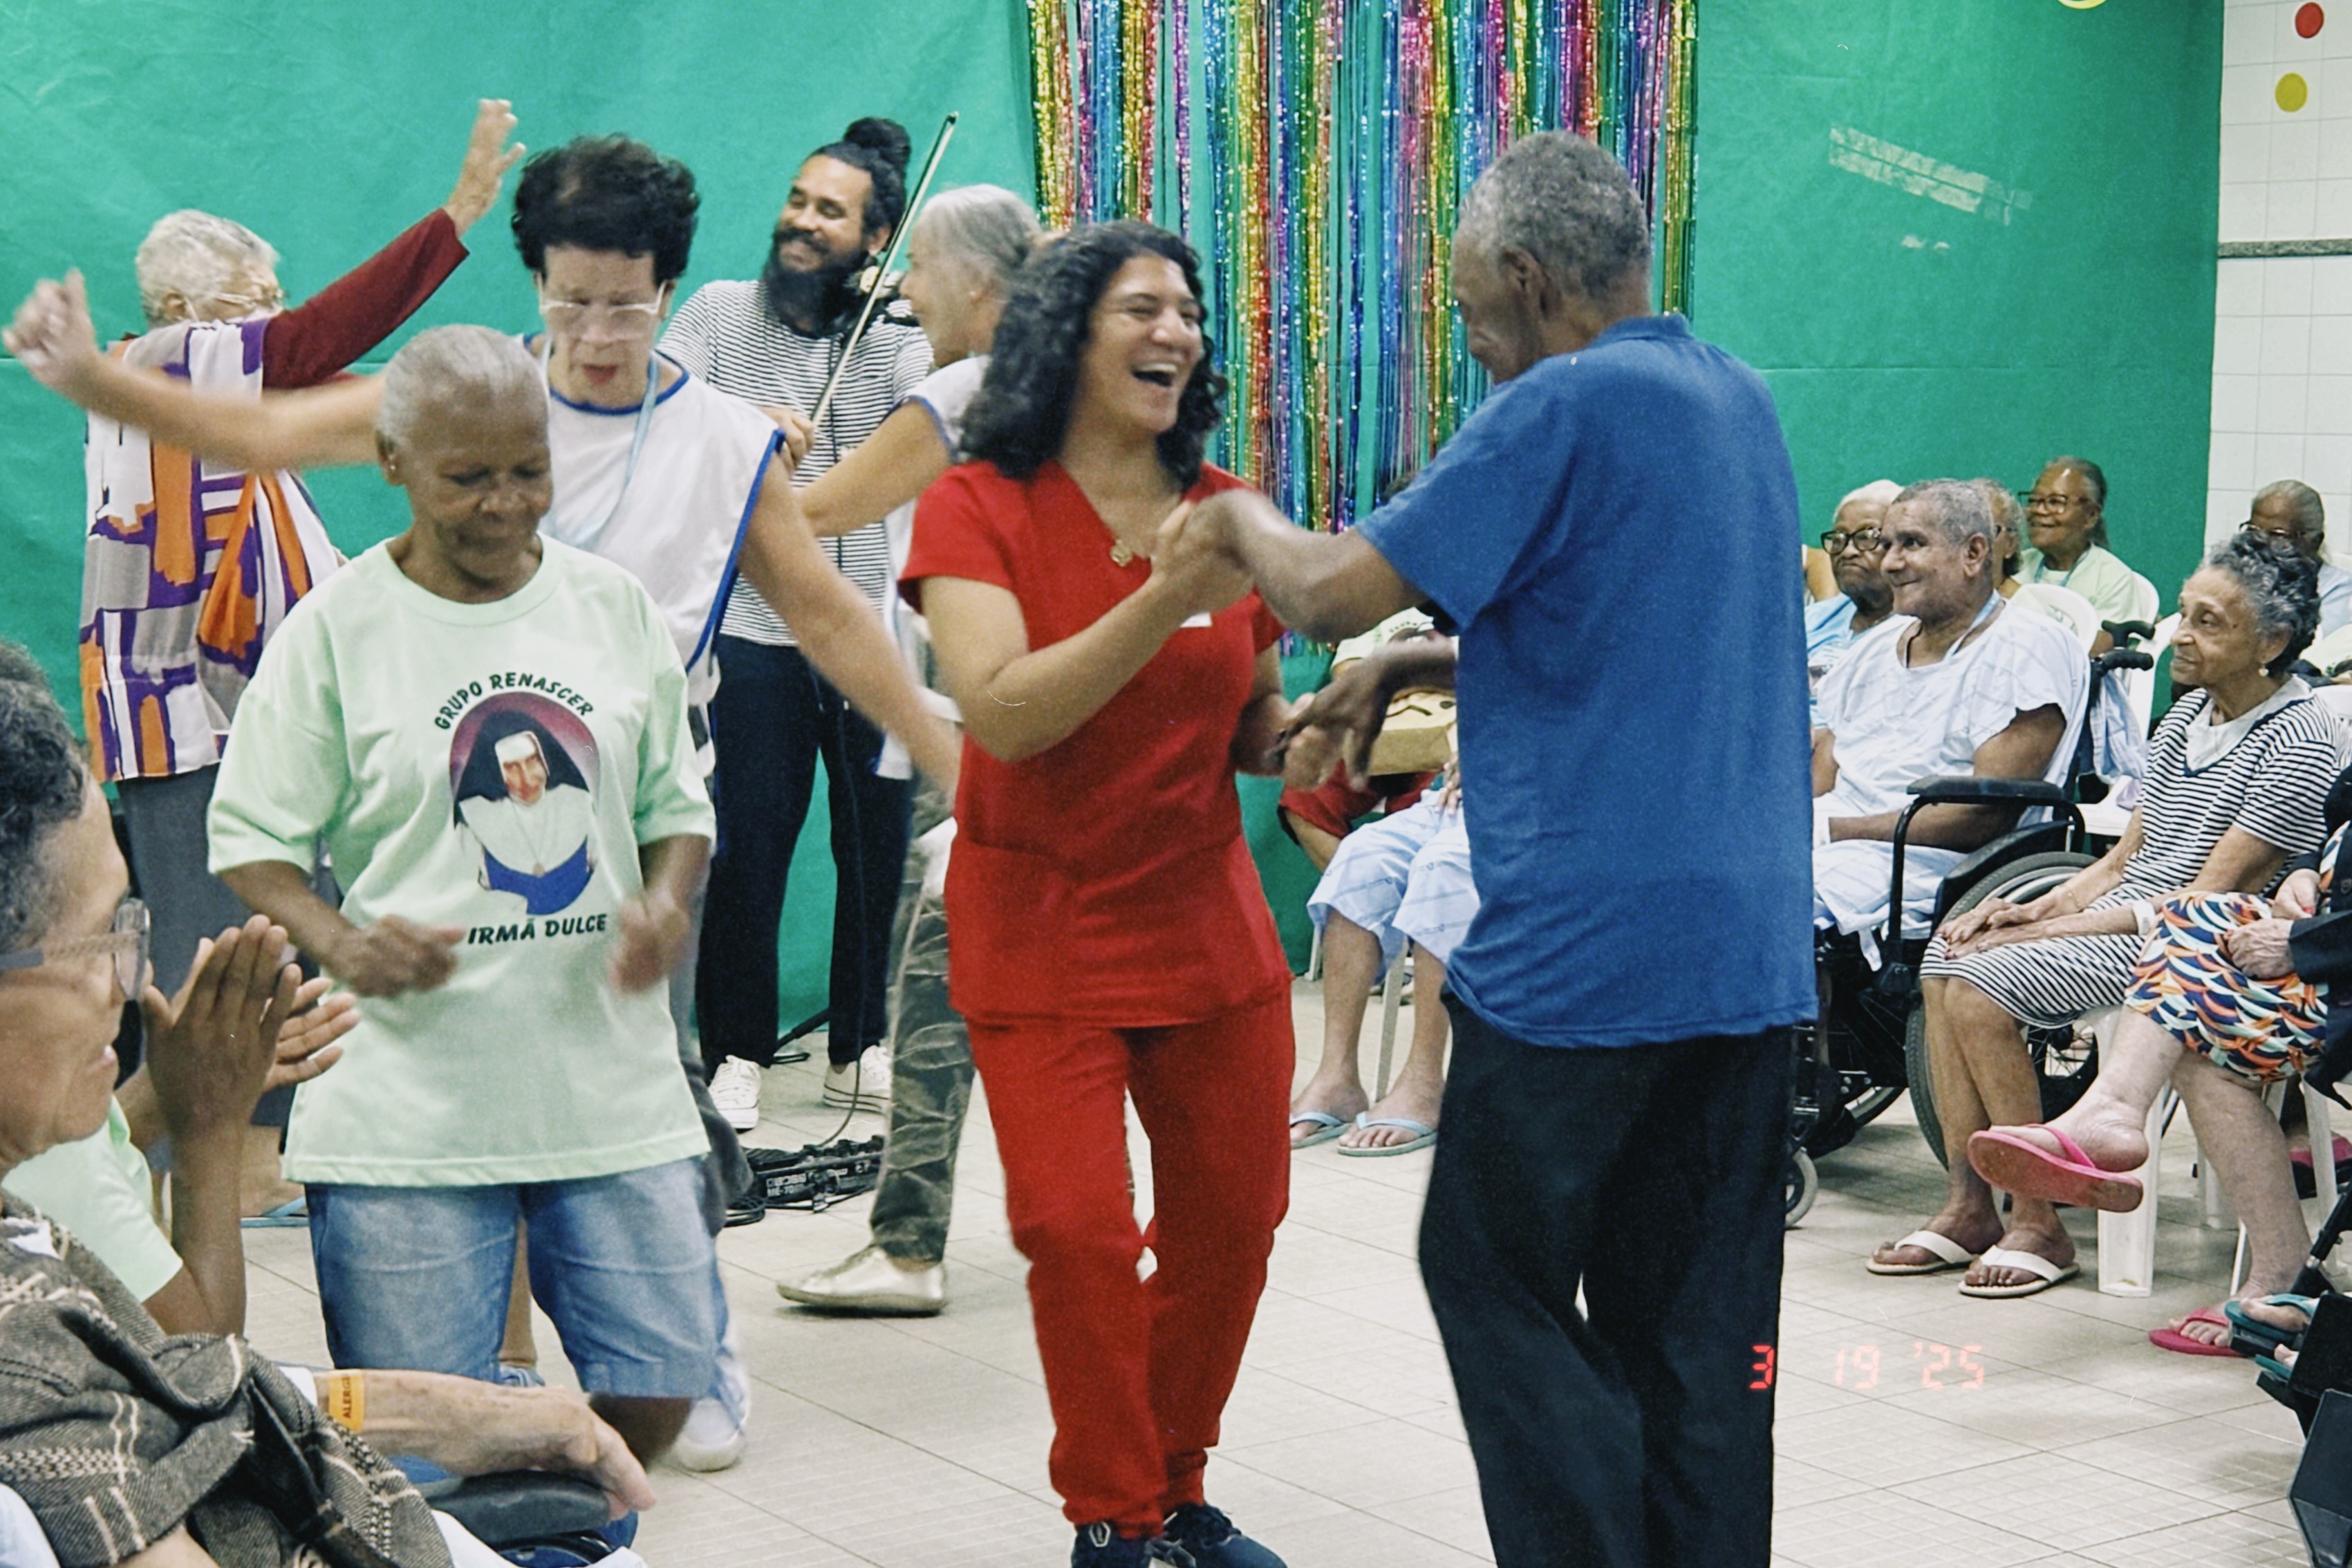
[901,221,1293,1568]
[762,185,1051,1318]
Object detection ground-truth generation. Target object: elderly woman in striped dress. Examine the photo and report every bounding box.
[1869,532,2347,1296]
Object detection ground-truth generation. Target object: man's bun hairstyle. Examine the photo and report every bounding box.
[815,118,914,241]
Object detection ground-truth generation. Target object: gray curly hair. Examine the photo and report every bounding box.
[2206,529,2322,676]
[0,643,90,954]
[1454,131,1651,301]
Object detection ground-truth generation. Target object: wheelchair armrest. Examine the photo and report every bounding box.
[418,1472,612,1545]
[1903,775,2068,808]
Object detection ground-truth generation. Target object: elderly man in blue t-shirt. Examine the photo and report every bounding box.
[1169,132,1811,1568]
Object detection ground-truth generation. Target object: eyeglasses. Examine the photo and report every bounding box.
[1821,529,1887,555]
[0,899,149,996]
[2022,492,2089,512]
[200,282,286,318]
[536,293,666,338]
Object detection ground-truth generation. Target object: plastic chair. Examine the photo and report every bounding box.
[2125,570,2162,630]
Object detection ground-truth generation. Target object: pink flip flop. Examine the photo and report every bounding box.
[2149,1306,2242,1358]
[1966,1126,2145,1213]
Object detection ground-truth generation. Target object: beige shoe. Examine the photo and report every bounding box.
[777,1244,946,1316]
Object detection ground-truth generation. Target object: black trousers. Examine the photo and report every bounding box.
[698,636,912,1070]
[1420,1001,1790,1568]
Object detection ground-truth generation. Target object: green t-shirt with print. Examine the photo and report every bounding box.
[2,1100,180,1301]
[209,541,714,1186]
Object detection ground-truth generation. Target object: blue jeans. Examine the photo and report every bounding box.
[308,1159,720,1399]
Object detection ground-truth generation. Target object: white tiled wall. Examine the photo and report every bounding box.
[2211,0,2352,554]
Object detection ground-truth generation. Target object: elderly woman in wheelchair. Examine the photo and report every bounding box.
[1873,532,2347,1297]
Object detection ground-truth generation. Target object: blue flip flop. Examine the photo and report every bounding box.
[1289,1111,1349,1150]
[1336,1113,1437,1157]
[241,1197,308,1229]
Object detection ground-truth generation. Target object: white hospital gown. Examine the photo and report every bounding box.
[1813,602,2087,941]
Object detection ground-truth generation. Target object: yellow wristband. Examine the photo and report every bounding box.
[319,1370,365,1431]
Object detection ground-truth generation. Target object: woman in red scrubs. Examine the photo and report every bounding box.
[902,222,1294,1568]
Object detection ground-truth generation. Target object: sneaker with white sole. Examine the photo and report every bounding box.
[666,1328,751,1473]
[709,1056,764,1132]
[821,1044,892,1112]
[776,1243,946,1316]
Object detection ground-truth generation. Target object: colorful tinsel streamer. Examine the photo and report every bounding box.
[1027,0,1697,531]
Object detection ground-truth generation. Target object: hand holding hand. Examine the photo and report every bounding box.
[4,271,105,398]
[327,917,465,998]
[1148,499,1251,619]
[2275,868,2324,920]
[763,406,815,467]
[1939,895,2026,949]
[442,100,525,234]
[142,916,297,1137]
[2221,917,2299,980]
[609,888,689,993]
[1287,655,1393,790]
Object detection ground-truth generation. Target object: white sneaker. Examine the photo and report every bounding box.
[667,1333,750,1472]
[821,1045,893,1112]
[709,1056,763,1132]
[777,1244,946,1315]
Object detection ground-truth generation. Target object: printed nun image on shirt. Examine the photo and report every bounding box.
[449,694,601,916]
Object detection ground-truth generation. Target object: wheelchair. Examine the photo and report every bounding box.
[1785,632,2160,1225]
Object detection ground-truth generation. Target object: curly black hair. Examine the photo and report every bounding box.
[960,221,1226,487]
[512,136,700,284]
[0,642,88,954]
[2205,528,2322,676]
[812,118,913,240]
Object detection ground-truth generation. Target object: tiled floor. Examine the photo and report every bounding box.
[240,981,2322,1566]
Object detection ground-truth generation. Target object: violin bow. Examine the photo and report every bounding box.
[808,110,960,431]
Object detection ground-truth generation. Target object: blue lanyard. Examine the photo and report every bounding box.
[541,342,660,552]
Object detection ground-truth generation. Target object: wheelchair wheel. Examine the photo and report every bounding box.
[1785,1148,1819,1229]
[1903,849,2098,1168]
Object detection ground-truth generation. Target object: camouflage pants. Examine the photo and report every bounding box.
[870,780,973,1264]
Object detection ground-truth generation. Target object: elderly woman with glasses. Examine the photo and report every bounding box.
[2015,454,2144,624]
[73,102,519,1016]
[2241,478,2352,639]
[0,641,662,1567]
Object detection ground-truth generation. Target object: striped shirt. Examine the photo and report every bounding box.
[2109,684,2346,893]
[660,279,933,646]
[1919,683,2347,1026]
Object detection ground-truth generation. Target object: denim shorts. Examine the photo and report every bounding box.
[308,1158,719,1399]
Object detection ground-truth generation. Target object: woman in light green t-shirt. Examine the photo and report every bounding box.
[207,326,720,1465]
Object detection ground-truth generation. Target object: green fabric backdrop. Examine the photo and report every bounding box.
[0,0,1045,1021]
[1690,1,2221,603]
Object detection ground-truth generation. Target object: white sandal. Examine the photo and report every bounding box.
[1865,1229,1978,1276]
[1956,1245,2079,1298]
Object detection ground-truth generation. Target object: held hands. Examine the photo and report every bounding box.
[1148,498,1251,619]
[442,100,525,235]
[3,270,104,398]
[609,887,690,993]
[326,916,465,998]
[1284,656,1393,792]
[2221,917,2299,980]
